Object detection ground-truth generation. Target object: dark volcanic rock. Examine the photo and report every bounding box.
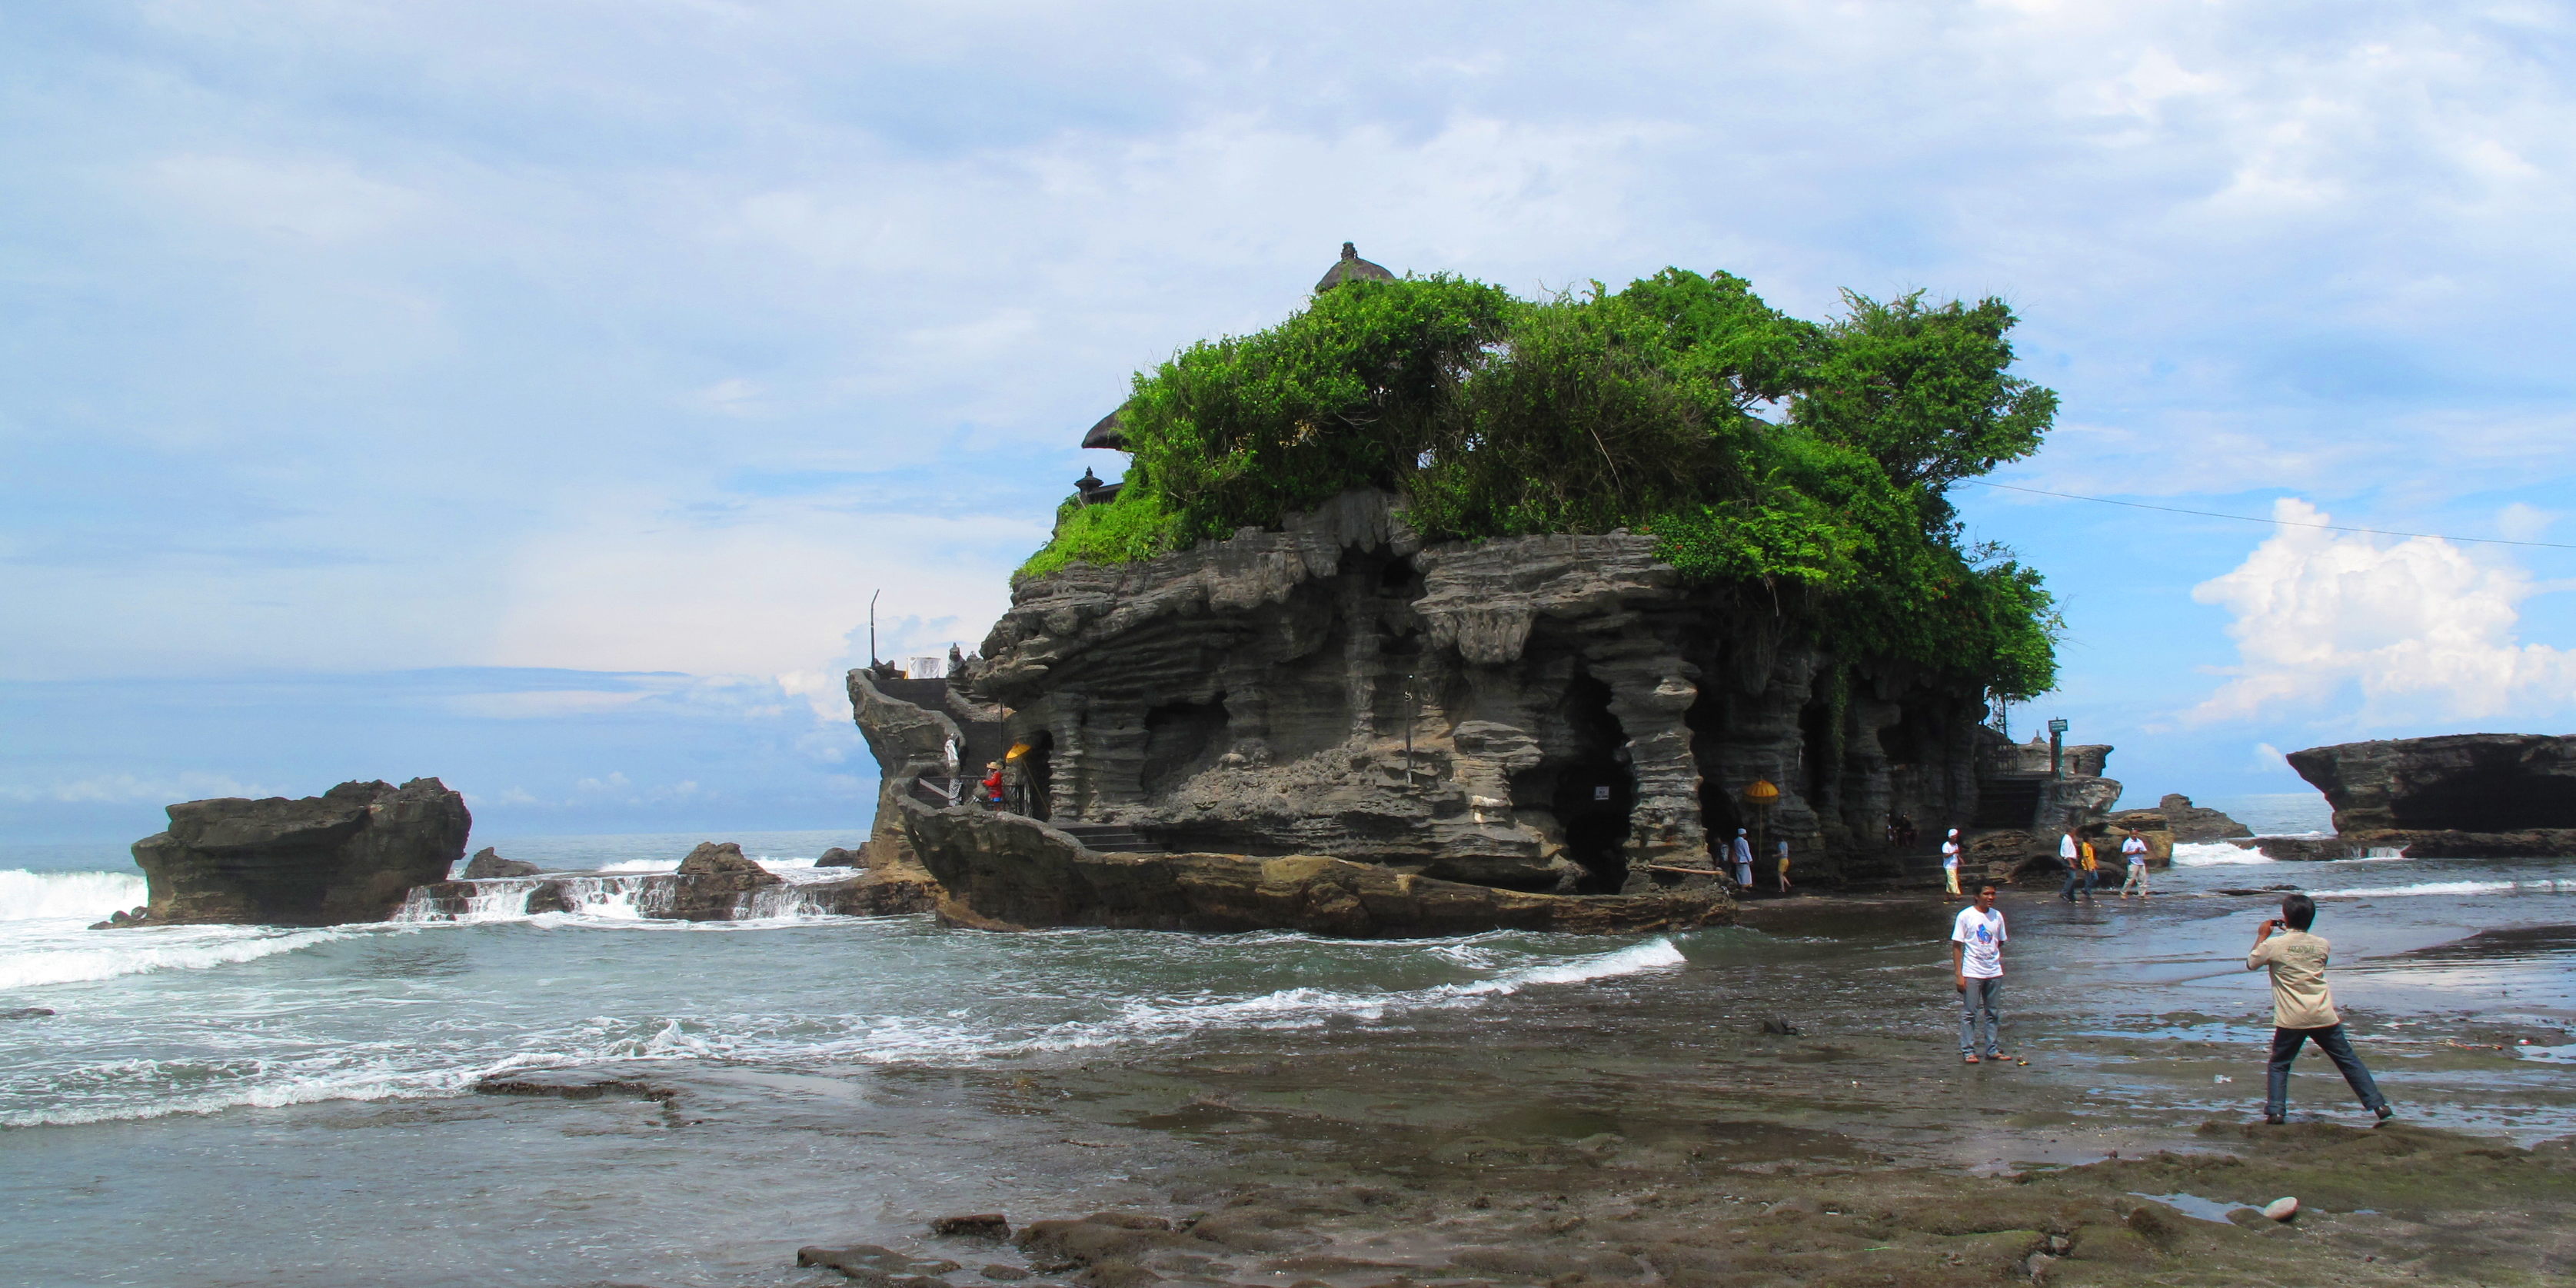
[2108,794,2251,844]
[2,1007,56,1020]
[814,847,863,868]
[131,778,470,926]
[851,489,2018,932]
[461,847,540,879]
[931,1214,1012,1240]
[902,796,1723,937]
[797,1243,964,1286]
[666,841,783,920]
[2289,734,2576,830]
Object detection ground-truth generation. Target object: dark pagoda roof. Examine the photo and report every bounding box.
[1082,408,1129,451]
[1314,241,1396,292]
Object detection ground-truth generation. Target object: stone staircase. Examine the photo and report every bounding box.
[1055,824,1163,854]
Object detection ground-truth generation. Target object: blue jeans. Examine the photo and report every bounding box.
[1959,977,2003,1056]
[2059,868,2085,900]
[2266,1024,2386,1117]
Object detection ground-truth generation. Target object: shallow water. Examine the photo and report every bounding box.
[2,834,2571,1286]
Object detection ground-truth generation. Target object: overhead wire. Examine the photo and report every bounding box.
[1959,480,2576,551]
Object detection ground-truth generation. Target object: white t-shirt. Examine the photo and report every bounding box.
[1941,838,1961,868]
[2122,835,2148,864]
[2059,834,2078,860]
[1952,907,2006,978]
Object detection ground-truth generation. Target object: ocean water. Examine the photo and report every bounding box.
[3,830,2572,1286]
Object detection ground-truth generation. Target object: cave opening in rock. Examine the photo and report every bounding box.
[1524,672,1636,894]
[1684,686,1741,844]
[1140,696,1227,797]
[2391,763,2576,830]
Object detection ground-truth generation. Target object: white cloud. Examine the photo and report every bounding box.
[2186,498,2576,726]
[0,771,276,805]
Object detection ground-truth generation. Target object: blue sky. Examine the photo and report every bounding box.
[4,1,2571,847]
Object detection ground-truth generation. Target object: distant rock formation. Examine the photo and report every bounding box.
[461,847,540,879]
[130,778,469,925]
[812,847,862,868]
[2285,734,2576,859]
[2099,793,2250,867]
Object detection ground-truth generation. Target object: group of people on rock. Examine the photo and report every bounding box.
[1932,825,2155,900]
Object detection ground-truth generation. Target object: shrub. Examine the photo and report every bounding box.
[1017,268,2061,701]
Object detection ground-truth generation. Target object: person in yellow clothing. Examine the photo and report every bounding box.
[2078,834,2100,899]
[2248,893,2394,1126]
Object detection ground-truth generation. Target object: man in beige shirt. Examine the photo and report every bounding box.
[2248,893,2393,1125]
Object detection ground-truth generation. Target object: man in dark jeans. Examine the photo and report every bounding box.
[2248,892,2394,1125]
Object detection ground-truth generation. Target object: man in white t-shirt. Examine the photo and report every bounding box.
[2119,831,2151,899]
[1940,828,1962,895]
[1951,886,2008,1063]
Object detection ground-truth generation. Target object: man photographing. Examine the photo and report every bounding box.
[2248,892,2394,1125]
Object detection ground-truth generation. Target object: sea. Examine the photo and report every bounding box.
[4,803,2573,1286]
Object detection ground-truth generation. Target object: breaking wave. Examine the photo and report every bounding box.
[0,869,148,922]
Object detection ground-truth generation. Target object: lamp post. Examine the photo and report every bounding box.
[1742,778,1780,874]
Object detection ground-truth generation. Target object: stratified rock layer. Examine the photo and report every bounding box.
[132,778,470,925]
[900,795,1723,937]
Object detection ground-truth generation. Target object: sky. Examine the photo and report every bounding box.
[3,1,2571,849]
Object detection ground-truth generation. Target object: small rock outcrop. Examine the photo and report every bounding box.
[813,847,862,868]
[667,841,782,920]
[2287,734,2576,858]
[131,778,470,925]
[461,847,541,879]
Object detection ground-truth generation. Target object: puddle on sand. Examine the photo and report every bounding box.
[2131,1191,2250,1223]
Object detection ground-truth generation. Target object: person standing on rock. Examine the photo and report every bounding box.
[2248,893,2394,1125]
[2119,830,2151,899]
[1952,885,2008,1063]
[981,761,1005,810]
[1732,829,1754,889]
[2057,830,2085,903]
[1775,837,1792,894]
[1941,828,1963,896]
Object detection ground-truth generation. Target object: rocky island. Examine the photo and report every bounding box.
[2275,733,2576,859]
[853,251,2090,934]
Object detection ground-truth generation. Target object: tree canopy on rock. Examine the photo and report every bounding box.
[1022,268,2062,701]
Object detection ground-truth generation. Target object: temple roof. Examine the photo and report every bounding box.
[1082,408,1128,451]
[1314,241,1396,292]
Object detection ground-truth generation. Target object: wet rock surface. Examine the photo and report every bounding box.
[461,847,540,878]
[667,841,783,919]
[131,777,470,925]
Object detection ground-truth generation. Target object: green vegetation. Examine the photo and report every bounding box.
[1022,269,2062,700]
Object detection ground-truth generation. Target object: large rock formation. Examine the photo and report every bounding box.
[2286,734,2576,859]
[849,490,2093,930]
[131,778,470,925]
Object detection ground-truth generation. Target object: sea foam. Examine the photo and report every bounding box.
[0,868,148,922]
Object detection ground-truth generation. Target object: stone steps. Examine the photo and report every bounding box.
[1055,824,1163,854]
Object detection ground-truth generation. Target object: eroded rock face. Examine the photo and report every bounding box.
[2107,794,2250,843]
[900,796,1723,937]
[2288,735,2576,833]
[946,491,1995,894]
[131,778,469,926]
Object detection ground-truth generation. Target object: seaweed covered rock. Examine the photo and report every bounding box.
[131,778,469,925]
